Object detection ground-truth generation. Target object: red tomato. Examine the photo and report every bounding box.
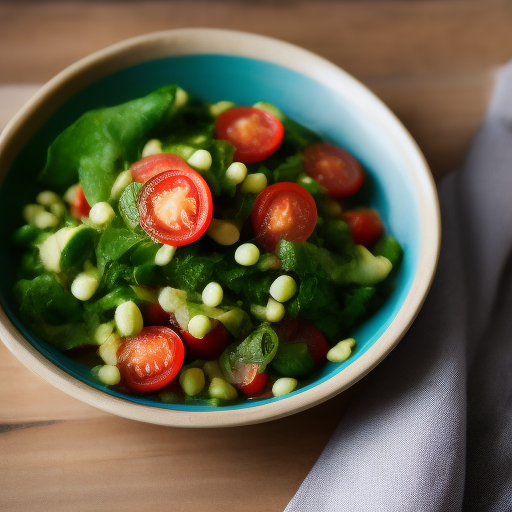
[180,321,230,360]
[130,153,194,183]
[231,363,269,397]
[342,209,384,248]
[143,302,182,332]
[251,182,317,251]
[215,107,284,164]
[303,143,365,199]
[116,326,185,393]
[138,169,213,246]
[144,302,172,327]
[70,185,91,220]
[274,318,329,366]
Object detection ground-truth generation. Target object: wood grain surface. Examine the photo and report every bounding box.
[0,341,358,512]
[2,0,511,176]
[1,1,511,511]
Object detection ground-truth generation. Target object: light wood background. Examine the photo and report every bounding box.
[1,1,512,511]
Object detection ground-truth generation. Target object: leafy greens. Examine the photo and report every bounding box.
[40,85,181,204]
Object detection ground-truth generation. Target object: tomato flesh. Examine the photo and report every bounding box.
[215,107,284,164]
[130,153,194,183]
[138,169,213,246]
[116,326,185,393]
[342,209,384,248]
[303,143,364,199]
[251,182,317,251]
[180,321,230,360]
[70,185,91,220]
[232,363,269,397]
[274,318,329,366]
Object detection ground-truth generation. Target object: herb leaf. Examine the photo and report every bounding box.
[220,323,279,376]
[119,182,143,229]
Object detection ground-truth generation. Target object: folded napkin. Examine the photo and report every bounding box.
[286,62,512,511]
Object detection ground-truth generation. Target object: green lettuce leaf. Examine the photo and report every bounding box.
[42,323,94,351]
[85,285,144,317]
[373,235,403,268]
[271,342,315,377]
[372,235,404,301]
[164,245,224,293]
[277,239,351,284]
[96,223,147,274]
[14,274,82,326]
[18,250,45,279]
[100,260,134,291]
[273,153,304,183]
[339,286,376,327]
[12,225,44,248]
[281,117,322,152]
[320,219,355,255]
[40,85,180,204]
[203,140,236,197]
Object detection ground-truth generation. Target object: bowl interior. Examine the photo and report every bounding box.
[0,54,421,412]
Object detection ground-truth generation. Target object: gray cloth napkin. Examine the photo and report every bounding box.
[286,62,512,512]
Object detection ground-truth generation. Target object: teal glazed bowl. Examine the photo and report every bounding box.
[0,29,440,427]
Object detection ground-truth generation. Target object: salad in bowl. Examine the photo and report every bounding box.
[12,85,402,405]
[0,29,439,426]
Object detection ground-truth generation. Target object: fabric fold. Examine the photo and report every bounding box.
[286,61,512,512]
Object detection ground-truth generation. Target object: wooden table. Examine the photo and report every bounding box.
[1,2,511,510]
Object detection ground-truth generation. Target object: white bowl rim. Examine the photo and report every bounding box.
[0,28,441,428]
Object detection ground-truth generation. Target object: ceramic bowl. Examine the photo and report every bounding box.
[0,29,440,427]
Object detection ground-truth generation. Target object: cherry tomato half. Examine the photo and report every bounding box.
[116,326,185,393]
[138,169,213,246]
[251,182,318,251]
[180,321,231,361]
[231,363,269,397]
[143,302,183,333]
[144,301,172,327]
[342,209,384,248]
[130,153,194,183]
[303,143,365,199]
[215,107,284,164]
[70,185,91,220]
[274,318,329,367]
